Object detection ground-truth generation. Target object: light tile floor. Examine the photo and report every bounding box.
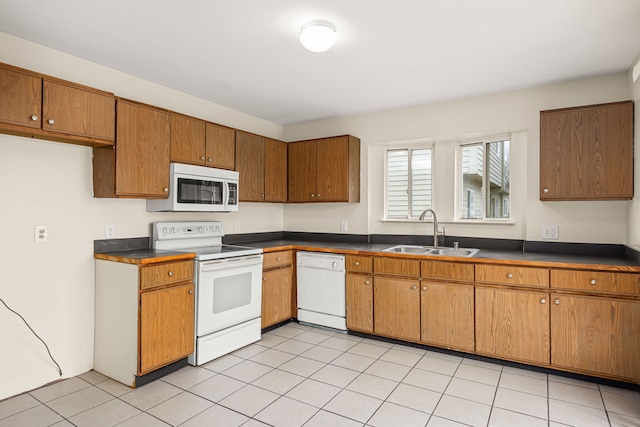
[2,322,639,427]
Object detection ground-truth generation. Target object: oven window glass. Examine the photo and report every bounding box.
[211,272,252,313]
[177,178,223,205]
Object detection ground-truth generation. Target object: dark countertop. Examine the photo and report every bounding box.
[242,240,640,271]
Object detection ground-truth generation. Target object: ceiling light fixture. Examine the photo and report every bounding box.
[300,20,336,53]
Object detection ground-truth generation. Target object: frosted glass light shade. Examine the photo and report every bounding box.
[300,20,336,52]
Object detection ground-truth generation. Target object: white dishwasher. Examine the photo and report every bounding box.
[297,252,346,330]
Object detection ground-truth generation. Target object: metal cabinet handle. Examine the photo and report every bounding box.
[31,115,38,121]
[310,194,315,198]
[365,280,370,285]
[507,273,513,278]
[163,187,169,192]
[355,261,360,266]
[276,257,281,261]
[200,156,205,161]
[266,193,271,199]
[188,289,193,295]
[208,158,212,162]
[540,298,546,304]
[263,277,267,281]
[554,299,560,305]
[411,285,417,290]
[317,194,321,198]
[543,188,549,194]
[590,279,596,285]
[168,271,174,277]
[47,118,55,125]
[422,286,427,291]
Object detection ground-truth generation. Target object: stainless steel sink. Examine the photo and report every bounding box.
[382,245,479,257]
[382,245,433,254]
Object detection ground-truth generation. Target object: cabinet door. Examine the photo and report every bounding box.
[261,267,292,328]
[346,274,374,333]
[264,138,287,202]
[373,277,420,341]
[235,131,265,201]
[42,79,115,141]
[316,136,350,202]
[115,100,171,197]
[170,113,206,165]
[551,294,640,382]
[205,122,235,170]
[421,281,474,352]
[475,287,550,365]
[139,283,194,374]
[0,65,41,128]
[540,101,633,200]
[288,140,317,202]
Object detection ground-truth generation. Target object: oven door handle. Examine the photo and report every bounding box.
[199,254,263,272]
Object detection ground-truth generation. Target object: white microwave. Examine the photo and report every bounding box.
[146,163,239,212]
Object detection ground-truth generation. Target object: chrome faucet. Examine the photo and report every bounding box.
[419,209,445,248]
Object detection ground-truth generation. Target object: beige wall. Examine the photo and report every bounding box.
[627,52,640,249]
[0,33,285,400]
[284,74,632,244]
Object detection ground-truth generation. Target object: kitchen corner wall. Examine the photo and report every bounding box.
[283,73,632,245]
[627,52,640,250]
[0,33,284,400]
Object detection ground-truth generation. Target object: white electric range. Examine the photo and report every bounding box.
[152,221,263,366]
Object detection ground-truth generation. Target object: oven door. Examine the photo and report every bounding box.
[195,254,263,336]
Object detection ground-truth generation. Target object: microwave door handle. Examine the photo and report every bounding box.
[224,181,230,208]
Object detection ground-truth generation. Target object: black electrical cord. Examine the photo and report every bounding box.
[1,297,62,376]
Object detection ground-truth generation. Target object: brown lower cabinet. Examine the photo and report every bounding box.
[374,276,421,342]
[346,273,374,333]
[261,250,293,328]
[551,293,640,381]
[421,281,475,352]
[94,257,195,387]
[475,286,550,365]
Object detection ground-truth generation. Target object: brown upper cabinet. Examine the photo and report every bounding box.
[235,131,287,202]
[288,135,360,203]
[169,113,235,170]
[540,101,634,200]
[0,62,115,147]
[93,98,171,198]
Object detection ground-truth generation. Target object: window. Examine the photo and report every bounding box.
[386,148,432,219]
[460,137,510,220]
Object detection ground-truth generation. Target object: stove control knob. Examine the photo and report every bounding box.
[209,226,215,232]
[170,227,176,234]
[163,227,168,234]
[198,226,204,233]
[215,225,221,232]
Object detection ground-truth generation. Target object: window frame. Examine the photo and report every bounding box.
[384,143,434,220]
[456,134,511,222]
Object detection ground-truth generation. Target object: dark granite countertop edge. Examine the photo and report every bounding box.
[242,240,640,270]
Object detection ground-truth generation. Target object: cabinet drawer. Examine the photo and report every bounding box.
[140,260,194,290]
[476,264,549,288]
[551,269,640,296]
[422,260,474,282]
[263,250,293,269]
[346,255,373,273]
[374,257,420,278]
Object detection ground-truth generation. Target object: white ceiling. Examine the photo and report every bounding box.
[1,0,639,125]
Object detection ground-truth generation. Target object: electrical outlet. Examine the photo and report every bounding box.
[340,221,348,232]
[542,224,559,240]
[234,222,241,232]
[105,224,116,239]
[34,225,48,243]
